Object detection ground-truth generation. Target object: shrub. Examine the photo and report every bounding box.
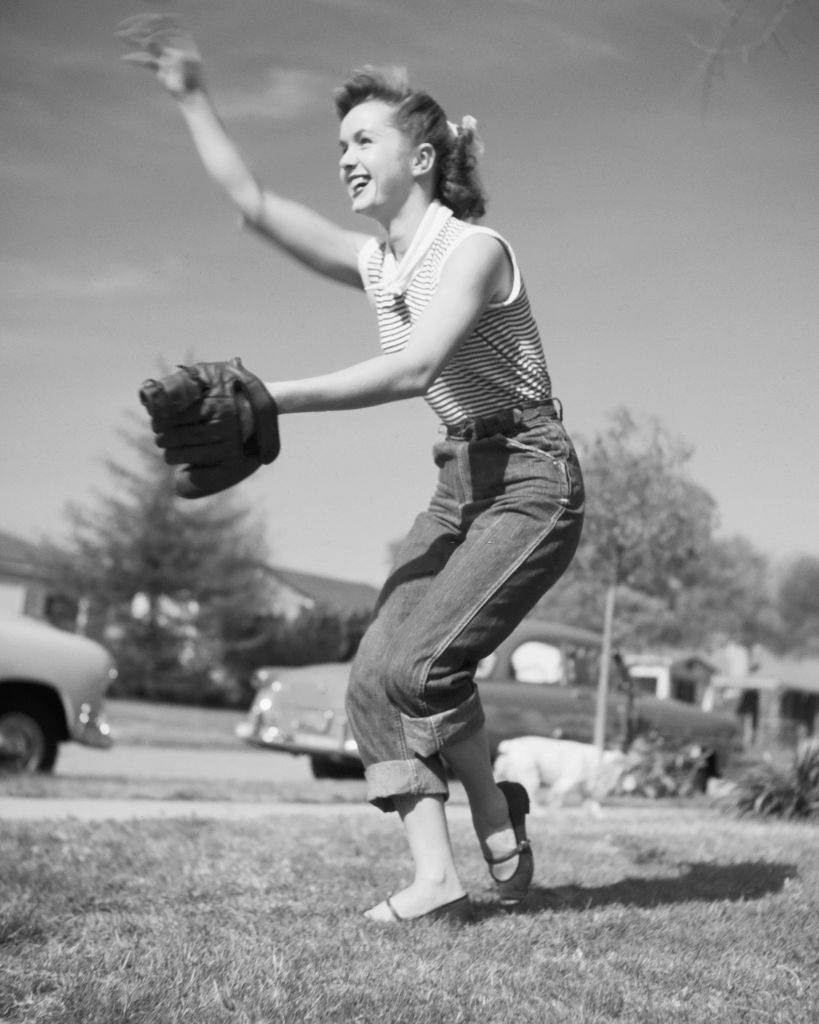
[734,738,819,820]
[617,734,718,799]
[229,607,372,671]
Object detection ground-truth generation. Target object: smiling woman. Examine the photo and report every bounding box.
[117,12,584,925]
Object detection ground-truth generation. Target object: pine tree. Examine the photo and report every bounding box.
[43,418,276,705]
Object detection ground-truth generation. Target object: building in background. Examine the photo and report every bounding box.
[624,653,718,706]
[1,529,377,635]
[710,646,819,749]
[266,565,379,622]
[0,531,53,619]
[624,645,818,749]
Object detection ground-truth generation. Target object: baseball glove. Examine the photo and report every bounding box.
[139,357,280,499]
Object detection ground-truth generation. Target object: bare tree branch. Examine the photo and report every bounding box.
[694,0,812,104]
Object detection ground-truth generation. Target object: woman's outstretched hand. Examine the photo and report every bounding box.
[116,13,204,97]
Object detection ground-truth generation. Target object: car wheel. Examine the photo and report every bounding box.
[0,710,59,773]
[309,755,363,780]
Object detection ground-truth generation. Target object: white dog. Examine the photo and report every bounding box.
[493,736,629,816]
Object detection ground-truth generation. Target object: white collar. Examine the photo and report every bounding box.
[374,201,453,298]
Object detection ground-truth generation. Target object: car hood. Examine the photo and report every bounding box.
[252,661,352,710]
[0,614,112,680]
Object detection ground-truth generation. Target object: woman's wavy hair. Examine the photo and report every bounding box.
[334,66,487,222]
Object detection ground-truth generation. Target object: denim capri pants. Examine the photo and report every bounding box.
[345,401,585,812]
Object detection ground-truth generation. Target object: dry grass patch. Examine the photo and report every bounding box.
[1,806,816,1024]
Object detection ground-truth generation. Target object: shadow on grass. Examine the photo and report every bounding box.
[479,861,798,918]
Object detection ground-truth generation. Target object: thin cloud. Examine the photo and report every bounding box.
[0,259,168,300]
[304,0,387,9]
[497,8,626,63]
[546,24,626,62]
[0,30,112,82]
[217,68,330,121]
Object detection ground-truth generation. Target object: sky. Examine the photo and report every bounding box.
[1,0,817,586]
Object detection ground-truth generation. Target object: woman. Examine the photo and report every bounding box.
[119,14,584,924]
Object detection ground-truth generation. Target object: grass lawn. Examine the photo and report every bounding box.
[1,805,817,1024]
[1,699,817,1021]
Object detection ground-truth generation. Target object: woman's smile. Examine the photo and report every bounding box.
[338,99,415,219]
[347,173,371,199]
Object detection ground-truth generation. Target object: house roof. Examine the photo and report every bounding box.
[625,651,719,673]
[0,530,380,618]
[753,651,819,695]
[268,565,379,617]
[0,530,49,582]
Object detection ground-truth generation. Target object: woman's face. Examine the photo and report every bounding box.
[338,99,418,222]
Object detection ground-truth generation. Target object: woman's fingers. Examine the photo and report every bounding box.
[120,50,160,70]
[114,13,159,40]
[114,13,167,51]
[115,13,182,44]
[116,13,203,93]
[115,13,200,59]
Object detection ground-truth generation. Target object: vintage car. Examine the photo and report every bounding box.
[237,619,740,779]
[0,613,115,772]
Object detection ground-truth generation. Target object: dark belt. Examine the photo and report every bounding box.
[445,398,562,441]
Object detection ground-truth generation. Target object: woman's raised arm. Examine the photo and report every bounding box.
[117,14,369,286]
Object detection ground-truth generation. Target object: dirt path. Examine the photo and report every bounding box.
[0,795,385,821]
[56,742,314,781]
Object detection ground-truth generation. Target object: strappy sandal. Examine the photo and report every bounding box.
[484,780,534,909]
[377,893,473,925]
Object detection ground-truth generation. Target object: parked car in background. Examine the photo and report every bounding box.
[0,613,115,772]
[237,619,740,778]
[237,661,358,778]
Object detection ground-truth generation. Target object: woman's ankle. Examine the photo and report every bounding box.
[399,875,466,907]
[414,865,459,888]
[470,784,511,835]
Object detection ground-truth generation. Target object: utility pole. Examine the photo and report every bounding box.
[593,582,617,752]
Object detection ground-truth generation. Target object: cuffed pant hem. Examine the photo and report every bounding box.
[365,757,450,814]
[399,689,486,759]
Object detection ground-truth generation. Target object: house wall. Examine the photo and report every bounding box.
[628,665,672,700]
[0,572,51,620]
[712,676,817,749]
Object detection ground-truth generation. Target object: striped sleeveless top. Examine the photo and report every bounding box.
[357,210,552,426]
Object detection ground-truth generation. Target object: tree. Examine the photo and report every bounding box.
[541,409,718,747]
[539,410,718,620]
[778,555,819,654]
[535,412,790,658]
[234,605,373,670]
[541,564,688,649]
[671,535,780,651]
[43,418,277,705]
[578,409,718,600]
